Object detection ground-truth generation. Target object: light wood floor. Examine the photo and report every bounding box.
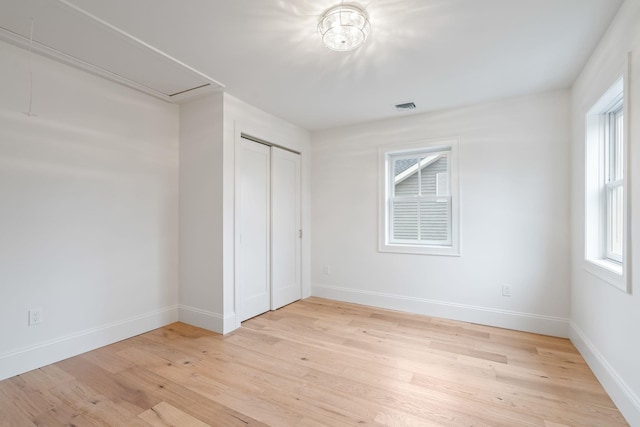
[0,297,628,426]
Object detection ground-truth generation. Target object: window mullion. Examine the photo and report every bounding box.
[606,179,623,190]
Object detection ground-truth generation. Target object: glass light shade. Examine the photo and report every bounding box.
[318,4,370,51]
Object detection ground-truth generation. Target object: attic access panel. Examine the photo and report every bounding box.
[0,0,223,101]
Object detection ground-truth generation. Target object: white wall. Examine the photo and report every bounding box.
[178,92,225,331]
[223,94,312,332]
[570,0,640,423]
[311,90,571,337]
[0,40,180,380]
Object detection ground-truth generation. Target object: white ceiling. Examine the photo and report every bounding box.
[2,0,624,131]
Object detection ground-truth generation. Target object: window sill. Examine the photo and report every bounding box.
[379,243,460,257]
[584,258,628,293]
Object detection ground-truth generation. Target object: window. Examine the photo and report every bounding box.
[605,102,624,263]
[585,76,629,292]
[379,138,459,256]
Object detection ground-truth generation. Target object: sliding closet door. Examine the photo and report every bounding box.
[237,138,271,322]
[271,147,302,309]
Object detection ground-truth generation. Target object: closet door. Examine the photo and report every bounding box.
[271,147,302,309]
[237,138,271,322]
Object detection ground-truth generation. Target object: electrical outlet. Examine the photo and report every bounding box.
[28,308,42,326]
[323,265,331,275]
[502,284,512,297]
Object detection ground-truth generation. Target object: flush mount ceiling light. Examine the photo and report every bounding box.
[318,4,370,52]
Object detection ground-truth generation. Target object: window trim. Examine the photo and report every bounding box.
[584,73,630,293]
[378,138,460,256]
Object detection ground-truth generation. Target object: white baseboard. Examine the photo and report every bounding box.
[312,283,569,337]
[178,305,237,334]
[0,305,178,381]
[570,322,639,426]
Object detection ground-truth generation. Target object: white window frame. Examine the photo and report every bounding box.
[378,138,460,256]
[584,75,630,293]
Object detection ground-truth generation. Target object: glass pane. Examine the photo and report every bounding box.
[419,155,448,196]
[608,185,623,258]
[393,157,421,196]
[392,199,419,240]
[436,173,449,197]
[614,110,624,181]
[419,199,450,242]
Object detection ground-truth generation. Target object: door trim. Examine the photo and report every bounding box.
[241,132,301,155]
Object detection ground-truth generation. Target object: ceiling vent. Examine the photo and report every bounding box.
[395,102,416,111]
[0,0,224,103]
